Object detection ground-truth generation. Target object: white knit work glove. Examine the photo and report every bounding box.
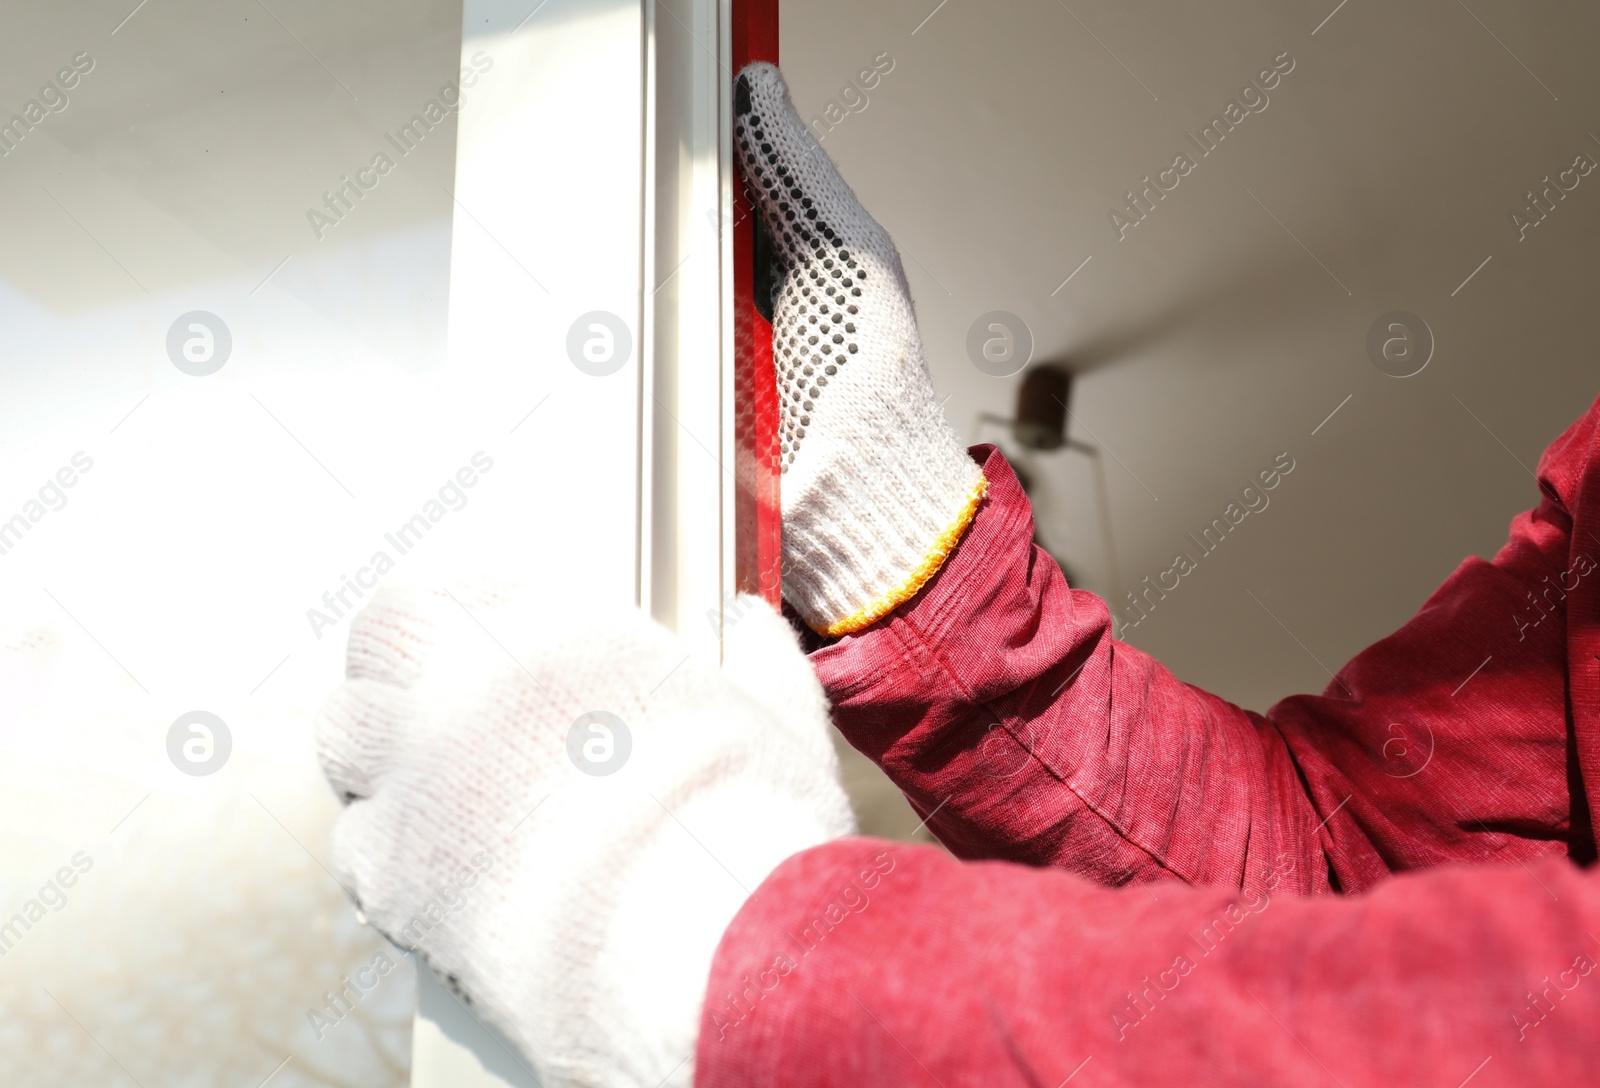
[735,62,987,636]
[313,584,855,1088]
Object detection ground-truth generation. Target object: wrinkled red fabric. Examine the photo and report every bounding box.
[697,393,1600,1086]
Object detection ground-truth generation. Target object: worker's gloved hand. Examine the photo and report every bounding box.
[314,584,855,1088]
[735,62,986,636]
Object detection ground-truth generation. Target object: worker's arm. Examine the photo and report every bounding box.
[735,60,1591,895]
[811,403,1595,895]
[696,837,1600,1087]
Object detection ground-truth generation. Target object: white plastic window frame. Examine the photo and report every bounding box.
[413,0,737,1082]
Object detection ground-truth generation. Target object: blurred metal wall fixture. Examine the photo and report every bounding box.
[1010,365,1072,452]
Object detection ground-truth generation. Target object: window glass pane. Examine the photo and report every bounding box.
[0,4,468,1085]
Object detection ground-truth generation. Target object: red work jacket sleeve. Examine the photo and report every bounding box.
[809,397,1600,896]
[696,837,1600,1088]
